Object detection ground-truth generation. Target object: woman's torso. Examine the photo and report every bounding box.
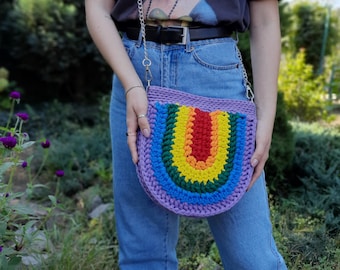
[111,0,250,32]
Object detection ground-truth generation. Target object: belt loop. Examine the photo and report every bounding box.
[136,29,143,48]
[156,25,162,43]
[235,31,239,43]
[185,30,191,52]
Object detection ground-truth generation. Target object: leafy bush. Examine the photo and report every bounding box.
[326,57,340,100]
[286,1,339,72]
[177,218,220,269]
[0,0,110,103]
[271,198,340,270]
[0,67,22,110]
[269,121,340,269]
[265,91,295,194]
[0,89,116,269]
[22,99,112,197]
[290,122,340,234]
[46,128,111,196]
[0,90,61,269]
[39,209,118,270]
[0,68,11,110]
[279,49,329,121]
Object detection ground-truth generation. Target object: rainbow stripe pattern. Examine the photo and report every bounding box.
[137,86,257,217]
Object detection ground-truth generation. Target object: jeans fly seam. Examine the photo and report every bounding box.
[164,212,169,270]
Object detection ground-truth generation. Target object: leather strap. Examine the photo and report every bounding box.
[122,25,233,44]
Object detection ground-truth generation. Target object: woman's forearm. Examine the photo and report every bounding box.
[247,0,281,187]
[85,0,142,90]
[249,0,281,133]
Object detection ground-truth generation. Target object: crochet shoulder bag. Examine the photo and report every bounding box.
[136,0,257,217]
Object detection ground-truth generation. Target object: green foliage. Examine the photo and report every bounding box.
[292,3,326,70]
[0,67,22,110]
[290,122,340,234]
[177,218,223,269]
[40,210,118,270]
[287,1,340,72]
[0,92,116,269]
[23,100,112,197]
[270,121,340,269]
[326,57,340,100]
[0,92,59,269]
[0,68,9,93]
[271,198,340,269]
[3,0,77,79]
[279,49,329,121]
[279,1,294,50]
[0,68,10,110]
[0,0,110,102]
[265,92,295,194]
[48,128,111,196]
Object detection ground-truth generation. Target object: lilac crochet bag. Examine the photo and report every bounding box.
[136,86,257,217]
[135,0,256,217]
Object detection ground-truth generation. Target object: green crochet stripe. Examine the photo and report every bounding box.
[161,104,239,194]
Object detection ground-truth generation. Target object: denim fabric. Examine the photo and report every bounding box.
[110,36,287,270]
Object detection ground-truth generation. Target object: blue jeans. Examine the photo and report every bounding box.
[110,35,287,270]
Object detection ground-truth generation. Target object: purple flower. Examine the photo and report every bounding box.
[0,135,17,149]
[22,161,28,168]
[9,91,21,100]
[16,112,29,121]
[22,133,29,141]
[55,170,64,177]
[41,139,50,149]
[4,193,10,198]
[0,246,3,252]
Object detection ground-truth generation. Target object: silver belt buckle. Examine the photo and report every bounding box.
[168,26,189,45]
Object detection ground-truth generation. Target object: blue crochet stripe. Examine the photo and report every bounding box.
[150,102,248,206]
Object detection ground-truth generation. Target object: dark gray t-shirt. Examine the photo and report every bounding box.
[111,0,251,32]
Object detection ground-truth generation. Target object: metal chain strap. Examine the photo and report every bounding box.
[236,47,255,102]
[137,0,153,88]
[137,0,254,102]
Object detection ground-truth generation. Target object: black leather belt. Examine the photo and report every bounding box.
[122,25,233,45]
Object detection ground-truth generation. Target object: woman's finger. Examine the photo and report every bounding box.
[137,114,150,138]
[126,106,139,163]
[126,129,138,164]
[247,142,269,191]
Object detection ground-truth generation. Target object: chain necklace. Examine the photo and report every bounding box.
[145,0,180,19]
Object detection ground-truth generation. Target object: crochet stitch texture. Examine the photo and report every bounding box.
[137,86,257,217]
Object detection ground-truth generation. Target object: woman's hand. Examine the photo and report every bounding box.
[248,119,273,190]
[125,87,150,164]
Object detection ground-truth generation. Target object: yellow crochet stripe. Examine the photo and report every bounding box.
[170,106,231,184]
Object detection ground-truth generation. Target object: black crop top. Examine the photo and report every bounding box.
[111,0,252,32]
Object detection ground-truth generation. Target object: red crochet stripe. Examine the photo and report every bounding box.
[190,108,212,162]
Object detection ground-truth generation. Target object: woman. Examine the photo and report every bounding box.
[85,0,287,269]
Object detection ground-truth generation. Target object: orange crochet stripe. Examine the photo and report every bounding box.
[185,110,220,170]
[171,106,231,184]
